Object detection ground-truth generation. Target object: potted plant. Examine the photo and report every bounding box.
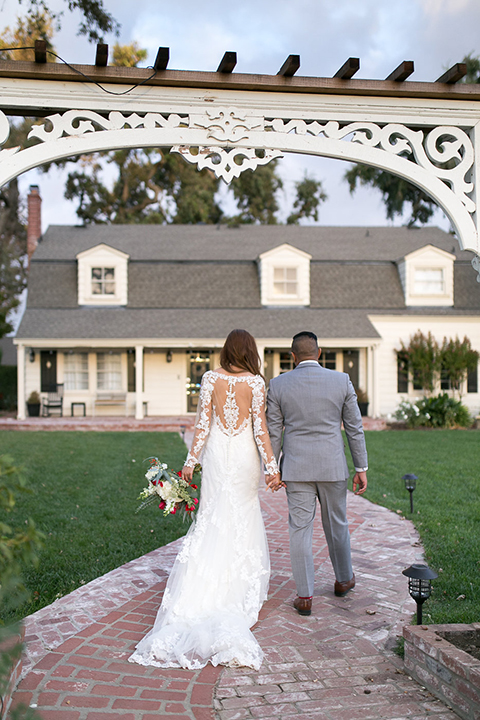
[356,388,369,417]
[27,391,41,417]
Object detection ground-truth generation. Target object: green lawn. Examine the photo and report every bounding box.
[1,429,479,627]
[0,431,189,625]
[352,430,480,625]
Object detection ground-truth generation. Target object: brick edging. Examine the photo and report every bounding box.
[404,623,480,719]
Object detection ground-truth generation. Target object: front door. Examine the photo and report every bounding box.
[186,351,211,413]
[41,351,57,392]
[343,349,359,390]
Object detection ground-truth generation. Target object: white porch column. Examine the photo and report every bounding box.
[17,344,26,419]
[256,342,266,375]
[371,344,380,418]
[367,345,374,418]
[135,344,144,420]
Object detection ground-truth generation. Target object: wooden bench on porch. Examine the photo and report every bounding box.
[93,392,128,416]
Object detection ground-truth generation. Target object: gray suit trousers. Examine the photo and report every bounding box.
[285,480,352,597]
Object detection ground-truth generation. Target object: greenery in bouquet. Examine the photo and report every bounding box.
[136,458,201,522]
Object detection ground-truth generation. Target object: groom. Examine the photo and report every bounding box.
[266,331,368,616]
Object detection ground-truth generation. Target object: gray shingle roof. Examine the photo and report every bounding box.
[33,224,473,262]
[19,224,480,341]
[16,308,381,340]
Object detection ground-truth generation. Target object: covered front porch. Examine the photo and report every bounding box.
[14,337,382,420]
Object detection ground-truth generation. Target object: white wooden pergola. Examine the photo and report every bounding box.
[2,53,480,418]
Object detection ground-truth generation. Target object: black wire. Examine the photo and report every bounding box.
[0,46,158,96]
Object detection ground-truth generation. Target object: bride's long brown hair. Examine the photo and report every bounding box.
[220,329,264,379]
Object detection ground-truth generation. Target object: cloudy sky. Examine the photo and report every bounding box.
[1,0,480,232]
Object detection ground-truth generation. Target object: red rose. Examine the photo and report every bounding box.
[159,501,166,509]
[159,481,163,487]
[177,471,182,477]
[193,498,199,505]
[191,484,198,489]
[171,506,177,514]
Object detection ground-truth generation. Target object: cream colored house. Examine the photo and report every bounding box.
[14,224,480,419]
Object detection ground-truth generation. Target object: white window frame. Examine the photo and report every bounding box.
[273,266,299,297]
[97,352,122,391]
[63,352,89,390]
[76,244,129,306]
[413,267,445,295]
[91,266,116,296]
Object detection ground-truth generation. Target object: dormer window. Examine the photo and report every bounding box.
[414,268,444,295]
[92,267,115,295]
[397,244,454,307]
[76,244,129,306]
[273,267,298,296]
[258,243,311,306]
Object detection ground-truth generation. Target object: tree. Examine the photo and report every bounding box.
[18,0,119,43]
[397,331,440,394]
[344,53,480,226]
[0,8,55,60]
[229,161,283,224]
[440,336,479,394]
[287,174,328,225]
[0,13,56,338]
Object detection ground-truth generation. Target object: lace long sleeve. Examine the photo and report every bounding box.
[184,371,214,468]
[251,378,279,476]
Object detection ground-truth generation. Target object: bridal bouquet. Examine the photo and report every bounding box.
[136,458,201,522]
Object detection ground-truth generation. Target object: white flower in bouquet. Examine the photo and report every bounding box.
[145,466,159,481]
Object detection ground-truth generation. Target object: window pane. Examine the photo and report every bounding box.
[91,267,116,296]
[397,356,408,393]
[467,364,478,393]
[414,268,444,294]
[273,267,298,296]
[64,352,88,390]
[320,351,336,370]
[279,351,294,373]
[97,352,122,390]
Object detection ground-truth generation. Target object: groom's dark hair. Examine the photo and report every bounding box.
[291,331,319,360]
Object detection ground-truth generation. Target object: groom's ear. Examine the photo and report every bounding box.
[318,348,322,360]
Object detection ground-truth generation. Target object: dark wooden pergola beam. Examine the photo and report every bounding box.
[386,60,414,82]
[436,63,467,84]
[334,57,360,79]
[34,40,47,64]
[277,55,300,77]
[153,47,170,71]
[95,44,108,67]
[217,52,237,73]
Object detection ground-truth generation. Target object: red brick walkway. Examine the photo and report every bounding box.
[11,488,457,720]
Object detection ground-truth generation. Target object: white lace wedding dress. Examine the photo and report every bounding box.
[128,371,278,670]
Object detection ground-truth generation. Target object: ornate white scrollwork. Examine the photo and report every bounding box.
[189,107,264,142]
[0,111,10,146]
[267,118,475,213]
[171,146,283,183]
[28,110,185,143]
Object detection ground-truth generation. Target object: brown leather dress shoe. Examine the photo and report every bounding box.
[293,596,312,616]
[334,574,355,597]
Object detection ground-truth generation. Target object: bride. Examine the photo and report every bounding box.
[128,329,282,670]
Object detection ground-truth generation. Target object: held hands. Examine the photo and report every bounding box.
[265,472,285,493]
[353,471,367,495]
[182,465,194,483]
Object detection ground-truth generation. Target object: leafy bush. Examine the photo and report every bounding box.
[394,394,471,428]
[0,456,44,720]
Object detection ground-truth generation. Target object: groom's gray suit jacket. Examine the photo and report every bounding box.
[266,363,368,483]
